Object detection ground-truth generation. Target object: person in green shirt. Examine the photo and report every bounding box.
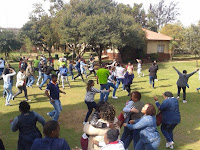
[96,64,110,102]
[33,56,40,72]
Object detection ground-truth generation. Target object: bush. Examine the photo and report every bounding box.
[148,53,159,61]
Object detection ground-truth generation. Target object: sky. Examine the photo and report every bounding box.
[0,0,200,28]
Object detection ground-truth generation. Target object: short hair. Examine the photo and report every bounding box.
[163,91,173,97]
[19,68,25,71]
[106,129,119,142]
[183,70,187,74]
[43,120,59,137]
[146,103,156,116]
[19,101,30,113]
[130,91,141,100]
[51,74,57,79]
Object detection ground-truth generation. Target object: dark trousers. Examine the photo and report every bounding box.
[84,101,97,122]
[87,69,96,77]
[177,86,186,100]
[74,71,84,81]
[13,85,28,100]
[161,123,177,142]
[125,84,131,95]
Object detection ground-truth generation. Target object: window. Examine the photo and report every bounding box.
[157,44,165,53]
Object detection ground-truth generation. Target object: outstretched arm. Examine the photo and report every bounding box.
[187,69,199,77]
[173,66,182,75]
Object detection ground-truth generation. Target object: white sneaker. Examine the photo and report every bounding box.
[177,96,180,99]
[166,141,174,148]
[155,79,158,81]
[183,100,187,103]
[123,90,126,91]
[12,96,15,101]
[36,82,39,86]
[26,99,31,102]
[47,113,53,119]
[112,96,118,99]
[5,103,11,106]
[83,122,86,125]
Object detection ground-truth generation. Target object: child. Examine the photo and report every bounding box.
[136,59,144,77]
[68,60,74,80]
[83,80,111,124]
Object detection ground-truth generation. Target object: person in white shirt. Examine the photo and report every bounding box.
[2,68,16,106]
[115,64,125,91]
[12,68,30,101]
[0,58,5,76]
[136,59,144,77]
[100,129,125,150]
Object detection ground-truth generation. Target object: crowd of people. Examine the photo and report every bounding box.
[0,54,199,150]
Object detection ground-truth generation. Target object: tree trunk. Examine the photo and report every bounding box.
[195,54,198,67]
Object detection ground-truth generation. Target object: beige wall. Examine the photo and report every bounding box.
[146,40,170,54]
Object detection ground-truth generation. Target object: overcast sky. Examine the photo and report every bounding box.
[0,0,199,28]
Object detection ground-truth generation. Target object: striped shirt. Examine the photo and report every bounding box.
[84,87,108,102]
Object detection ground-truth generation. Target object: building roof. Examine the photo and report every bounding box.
[143,28,172,41]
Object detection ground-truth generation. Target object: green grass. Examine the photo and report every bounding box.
[1,58,200,150]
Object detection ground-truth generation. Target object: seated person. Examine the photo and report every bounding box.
[31,120,70,150]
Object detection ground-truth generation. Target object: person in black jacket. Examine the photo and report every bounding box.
[149,62,158,88]
[0,138,5,150]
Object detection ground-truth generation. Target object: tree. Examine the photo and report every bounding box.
[147,0,179,31]
[0,30,21,59]
[24,37,33,55]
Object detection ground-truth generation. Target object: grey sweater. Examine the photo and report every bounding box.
[174,68,197,87]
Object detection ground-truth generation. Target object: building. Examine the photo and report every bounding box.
[102,28,173,62]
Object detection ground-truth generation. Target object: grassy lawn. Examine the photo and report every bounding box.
[0,57,200,150]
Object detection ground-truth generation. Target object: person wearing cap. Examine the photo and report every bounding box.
[59,64,71,89]
[154,91,180,149]
[173,66,199,103]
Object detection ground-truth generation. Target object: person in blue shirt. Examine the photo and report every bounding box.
[31,120,70,150]
[74,58,84,82]
[123,103,160,150]
[45,74,66,121]
[154,91,180,149]
[10,101,45,150]
[59,64,71,89]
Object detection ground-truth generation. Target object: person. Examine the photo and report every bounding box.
[33,56,40,72]
[153,60,158,81]
[115,63,125,91]
[100,129,125,150]
[86,58,96,78]
[83,80,111,124]
[74,58,84,82]
[154,91,180,149]
[96,64,110,102]
[0,58,5,76]
[2,64,15,98]
[31,120,70,150]
[149,62,158,88]
[107,66,118,99]
[20,58,28,70]
[121,91,144,149]
[26,61,36,88]
[123,103,161,150]
[68,60,74,80]
[136,59,144,77]
[36,59,44,85]
[126,62,133,73]
[83,103,119,150]
[45,74,66,121]
[48,55,54,65]
[57,58,66,83]
[0,138,5,150]
[124,69,134,96]
[59,64,71,89]
[107,59,116,67]
[39,63,58,90]
[10,101,45,150]
[12,68,31,101]
[2,67,16,106]
[18,58,23,70]
[89,54,95,61]
[173,66,199,103]
[80,58,87,77]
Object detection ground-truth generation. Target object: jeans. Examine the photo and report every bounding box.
[108,82,117,97]
[61,75,71,88]
[37,71,44,84]
[68,71,74,80]
[39,74,51,88]
[149,76,155,88]
[161,123,177,142]
[84,101,97,122]
[81,67,86,75]
[125,84,131,95]
[27,75,36,86]
[48,99,62,121]
[121,127,133,149]
[13,85,28,100]
[86,69,96,77]
[135,138,160,150]
[177,86,186,100]
[0,68,4,76]
[4,83,12,104]
[133,129,141,148]
[100,83,109,102]
[3,80,13,96]
[116,78,125,90]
